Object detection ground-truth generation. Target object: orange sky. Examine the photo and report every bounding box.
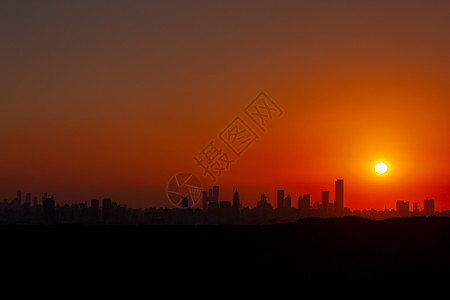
[1,1,449,210]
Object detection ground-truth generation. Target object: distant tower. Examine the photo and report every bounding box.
[299,194,311,211]
[232,189,240,213]
[25,193,31,205]
[181,197,189,208]
[212,186,219,203]
[396,200,410,218]
[17,190,22,206]
[423,199,435,216]
[335,179,344,215]
[284,194,291,209]
[277,190,284,209]
[91,199,100,219]
[202,191,208,210]
[260,194,268,205]
[43,197,56,222]
[102,198,112,220]
[321,191,329,214]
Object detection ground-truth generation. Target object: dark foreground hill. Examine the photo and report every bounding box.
[2,216,450,284]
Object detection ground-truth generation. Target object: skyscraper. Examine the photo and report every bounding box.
[396,200,410,218]
[298,194,310,211]
[102,198,112,220]
[181,197,189,208]
[17,189,22,206]
[284,194,291,209]
[277,189,284,209]
[202,191,208,210]
[424,199,435,216]
[232,189,240,213]
[25,193,31,205]
[335,179,344,215]
[212,186,219,203]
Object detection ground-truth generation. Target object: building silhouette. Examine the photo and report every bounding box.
[298,194,310,211]
[202,191,208,210]
[43,197,56,222]
[284,194,291,209]
[233,189,240,214]
[102,198,112,220]
[335,179,344,216]
[212,186,219,203]
[424,199,435,216]
[0,180,442,225]
[396,200,410,218]
[277,190,284,209]
[181,197,189,208]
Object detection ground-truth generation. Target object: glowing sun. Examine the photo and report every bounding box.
[375,162,388,174]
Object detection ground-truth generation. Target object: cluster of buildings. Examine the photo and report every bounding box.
[0,179,443,225]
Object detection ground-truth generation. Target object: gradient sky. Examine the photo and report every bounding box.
[1,0,450,210]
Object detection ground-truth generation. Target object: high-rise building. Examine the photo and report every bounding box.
[284,194,291,209]
[298,194,310,211]
[335,179,344,215]
[321,191,329,213]
[277,190,284,209]
[181,197,189,208]
[43,197,56,222]
[396,200,410,218]
[102,198,112,220]
[424,199,435,216]
[91,199,100,220]
[212,186,219,203]
[25,193,31,205]
[233,189,240,213]
[202,191,208,210]
[412,202,419,213]
[17,190,22,206]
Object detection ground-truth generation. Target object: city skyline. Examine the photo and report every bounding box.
[0,178,443,225]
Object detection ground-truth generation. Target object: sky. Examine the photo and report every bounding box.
[1,0,450,211]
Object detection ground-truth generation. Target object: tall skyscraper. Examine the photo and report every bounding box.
[284,194,291,209]
[321,191,329,214]
[277,189,284,209]
[424,199,435,216]
[298,194,310,211]
[102,198,112,220]
[232,189,240,213]
[181,197,189,208]
[335,179,344,215]
[43,197,55,222]
[17,189,22,206]
[212,186,219,203]
[396,200,410,218]
[91,199,100,220]
[25,193,31,205]
[202,191,208,210]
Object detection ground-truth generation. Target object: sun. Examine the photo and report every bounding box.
[375,162,388,174]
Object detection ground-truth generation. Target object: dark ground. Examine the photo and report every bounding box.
[2,216,450,286]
